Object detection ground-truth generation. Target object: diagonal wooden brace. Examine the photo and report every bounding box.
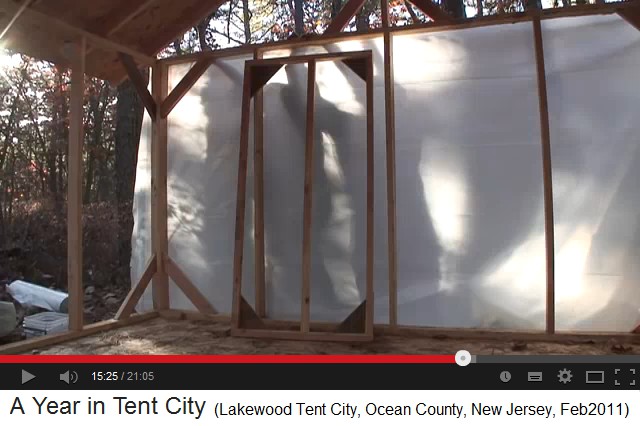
[325,0,368,34]
[115,254,158,320]
[618,4,640,31]
[166,256,217,314]
[160,57,214,118]
[119,53,157,121]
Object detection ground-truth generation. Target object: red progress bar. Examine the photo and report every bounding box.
[0,355,456,364]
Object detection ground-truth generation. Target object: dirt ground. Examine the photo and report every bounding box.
[28,318,640,355]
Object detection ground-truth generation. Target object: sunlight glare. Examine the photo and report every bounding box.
[393,34,466,84]
[319,132,359,304]
[419,150,468,254]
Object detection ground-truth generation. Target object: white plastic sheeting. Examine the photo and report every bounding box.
[544,15,640,331]
[132,15,640,332]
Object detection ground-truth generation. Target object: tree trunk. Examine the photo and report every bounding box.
[444,0,466,19]
[95,86,112,202]
[84,90,98,203]
[294,0,304,35]
[242,0,252,42]
[173,39,183,55]
[355,0,375,31]
[525,0,543,10]
[331,0,342,19]
[48,72,63,209]
[114,74,145,283]
[196,18,212,51]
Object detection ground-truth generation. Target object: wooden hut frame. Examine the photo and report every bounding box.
[1,1,640,354]
[230,51,375,342]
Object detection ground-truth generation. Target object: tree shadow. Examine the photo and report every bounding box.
[130,14,640,332]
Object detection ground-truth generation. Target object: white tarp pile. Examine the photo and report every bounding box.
[6,280,69,313]
[3,280,69,338]
[131,14,640,332]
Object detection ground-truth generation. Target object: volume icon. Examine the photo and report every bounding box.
[60,370,78,384]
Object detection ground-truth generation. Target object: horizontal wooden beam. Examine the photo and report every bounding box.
[161,57,214,118]
[1,1,155,64]
[149,310,640,344]
[247,50,371,67]
[231,328,374,342]
[158,2,637,67]
[0,312,159,355]
[119,53,157,121]
[157,309,230,322]
[407,0,454,23]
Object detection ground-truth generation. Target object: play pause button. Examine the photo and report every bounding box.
[21,369,35,385]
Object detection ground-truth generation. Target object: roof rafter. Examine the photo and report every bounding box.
[85,0,161,60]
[325,0,368,34]
[1,0,155,64]
[0,0,34,40]
[325,0,453,35]
[141,0,229,56]
[405,0,454,23]
[95,0,161,37]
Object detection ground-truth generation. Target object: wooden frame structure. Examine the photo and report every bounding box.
[230,51,376,342]
[2,1,640,354]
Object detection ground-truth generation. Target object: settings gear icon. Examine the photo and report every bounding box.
[558,368,573,384]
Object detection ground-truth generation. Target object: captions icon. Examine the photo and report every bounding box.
[527,372,543,382]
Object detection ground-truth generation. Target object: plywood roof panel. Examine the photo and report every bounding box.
[0,0,226,82]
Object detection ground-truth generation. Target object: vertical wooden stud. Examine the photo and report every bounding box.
[381,0,389,28]
[67,37,86,331]
[365,56,375,337]
[254,50,267,318]
[231,63,253,328]
[301,60,317,333]
[383,32,398,328]
[151,62,170,310]
[533,17,555,334]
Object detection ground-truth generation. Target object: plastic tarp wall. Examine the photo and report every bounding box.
[131,14,640,332]
[544,15,640,331]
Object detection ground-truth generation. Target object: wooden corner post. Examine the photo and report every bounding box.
[68,37,87,332]
[151,62,170,310]
[533,17,555,334]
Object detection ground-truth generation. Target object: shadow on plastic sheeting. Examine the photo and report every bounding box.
[158,23,640,332]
